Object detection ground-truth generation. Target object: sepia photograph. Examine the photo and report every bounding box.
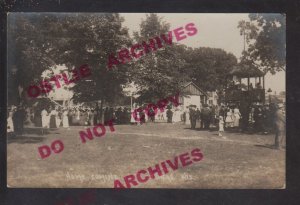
[6,13,286,188]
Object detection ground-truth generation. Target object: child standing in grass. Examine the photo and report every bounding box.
[219,116,224,137]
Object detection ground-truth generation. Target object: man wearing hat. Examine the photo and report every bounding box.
[166,107,173,123]
[189,105,197,129]
[201,104,211,130]
[274,103,286,150]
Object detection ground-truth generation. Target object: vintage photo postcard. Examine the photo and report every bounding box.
[7,13,285,188]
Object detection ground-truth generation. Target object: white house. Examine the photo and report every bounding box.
[179,82,208,110]
[41,65,74,107]
[207,91,218,106]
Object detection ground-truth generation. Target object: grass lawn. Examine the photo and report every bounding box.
[7,122,285,188]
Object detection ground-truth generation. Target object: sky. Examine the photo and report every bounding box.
[121,13,285,94]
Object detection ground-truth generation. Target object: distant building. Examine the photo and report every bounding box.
[179,82,208,109]
[266,91,286,104]
[207,91,218,106]
[48,88,74,107]
[40,65,74,107]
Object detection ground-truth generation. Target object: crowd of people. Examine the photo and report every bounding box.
[7,105,133,136]
[7,101,285,150]
[183,103,285,134]
[184,102,286,149]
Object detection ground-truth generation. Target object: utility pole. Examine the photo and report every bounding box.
[243,30,246,52]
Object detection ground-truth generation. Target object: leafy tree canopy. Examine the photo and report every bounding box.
[184,47,238,92]
[238,14,286,74]
[131,14,189,103]
[8,13,132,106]
[7,13,56,105]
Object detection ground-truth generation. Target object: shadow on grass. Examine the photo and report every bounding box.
[7,135,46,144]
[7,127,50,144]
[254,144,277,150]
[23,127,53,135]
[183,127,217,132]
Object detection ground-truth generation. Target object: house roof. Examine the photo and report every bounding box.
[230,64,265,78]
[182,81,208,96]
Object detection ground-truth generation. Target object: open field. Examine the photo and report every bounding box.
[7,122,285,188]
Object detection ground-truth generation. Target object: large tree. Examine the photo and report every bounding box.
[44,13,132,121]
[8,13,131,115]
[131,14,189,103]
[7,13,56,106]
[43,14,131,103]
[183,47,238,102]
[238,14,286,74]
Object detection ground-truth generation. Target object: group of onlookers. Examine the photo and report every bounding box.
[201,102,285,150]
[7,101,285,150]
[7,105,134,136]
[190,103,285,135]
[38,106,133,128]
[40,108,70,129]
[181,102,285,149]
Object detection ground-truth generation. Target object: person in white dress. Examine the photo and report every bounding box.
[156,110,163,121]
[144,108,148,123]
[218,116,224,137]
[233,107,241,127]
[41,108,49,135]
[62,109,70,128]
[173,109,181,123]
[130,108,137,124]
[156,109,165,122]
[56,109,61,128]
[76,108,80,121]
[225,109,234,128]
[162,110,166,121]
[7,110,14,134]
[185,108,190,125]
[41,109,49,128]
[171,109,176,123]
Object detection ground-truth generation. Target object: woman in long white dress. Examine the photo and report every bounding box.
[171,109,176,123]
[130,108,137,124]
[185,108,190,125]
[144,108,148,122]
[173,109,181,123]
[225,109,234,128]
[7,111,14,134]
[56,109,62,128]
[233,107,241,127]
[162,110,166,121]
[41,109,49,128]
[62,110,69,128]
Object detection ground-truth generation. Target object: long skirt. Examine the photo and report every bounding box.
[56,117,61,128]
[50,115,56,128]
[89,115,94,126]
[7,117,14,133]
[233,115,240,127]
[130,112,137,123]
[63,116,69,128]
[42,116,49,128]
[185,113,190,125]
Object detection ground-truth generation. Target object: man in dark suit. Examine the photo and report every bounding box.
[201,104,211,130]
[196,108,201,124]
[274,103,286,150]
[190,106,197,129]
[166,108,173,123]
[13,106,26,135]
